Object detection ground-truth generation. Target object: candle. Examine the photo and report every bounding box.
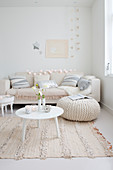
[0,96,3,100]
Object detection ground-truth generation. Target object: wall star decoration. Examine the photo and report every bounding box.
[33,41,40,50]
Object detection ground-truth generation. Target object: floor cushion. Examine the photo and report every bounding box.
[57,97,100,121]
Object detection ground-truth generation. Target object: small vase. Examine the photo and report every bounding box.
[42,98,45,106]
[38,99,41,111]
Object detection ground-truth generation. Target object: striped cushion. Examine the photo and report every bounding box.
[9,76,30,89]
[61,75,80,87]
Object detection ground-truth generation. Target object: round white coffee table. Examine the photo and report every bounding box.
[15,106,64,142]
[0,95,14,117]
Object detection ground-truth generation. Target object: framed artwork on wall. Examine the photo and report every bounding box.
[46,40,68,58]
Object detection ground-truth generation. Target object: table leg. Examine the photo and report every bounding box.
[22,119,26,142]
[37,120,40,128]
[10,103,13,114]
[1,105,4,117]
[5,105,7,113]
[55,117,60,138]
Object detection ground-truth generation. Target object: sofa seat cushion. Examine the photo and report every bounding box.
[58,85,92,96]
[7,88,18,96]
[7,87,68,101]
[7,88,35,97]
[44,88,67,97]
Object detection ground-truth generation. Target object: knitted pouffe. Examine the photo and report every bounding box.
[57,97,100,121]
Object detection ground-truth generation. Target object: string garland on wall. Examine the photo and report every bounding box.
[69,7,80,58]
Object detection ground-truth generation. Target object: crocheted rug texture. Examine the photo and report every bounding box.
[0,117,113,160]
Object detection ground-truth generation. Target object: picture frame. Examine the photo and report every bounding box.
[46,40,68,58]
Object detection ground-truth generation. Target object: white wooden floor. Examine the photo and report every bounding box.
[0,105,113,170]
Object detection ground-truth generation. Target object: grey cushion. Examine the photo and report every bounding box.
[61,75,80,87]
[37,80,58,89]
[78,78,90,91]
[9,75,30,89]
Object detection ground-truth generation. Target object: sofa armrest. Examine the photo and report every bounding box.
[89,78,100,102]
[0,79,10,95]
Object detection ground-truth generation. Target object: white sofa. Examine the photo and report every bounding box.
[0,71,100,104]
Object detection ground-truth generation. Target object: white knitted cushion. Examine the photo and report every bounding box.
[57,97,100,121]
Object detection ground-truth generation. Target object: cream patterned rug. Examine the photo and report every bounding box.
[0,117,113,160]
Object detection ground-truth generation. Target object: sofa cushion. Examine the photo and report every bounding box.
[7,88,33,96]
[61,75,80,87]
[58,85,92,96]
[7,88,18,96]
[15,72,34,87]
[44,88,67,97]
[34,74,50,86]
[37,80,58,88]
[50,72,66,86]
[9,75,30,89]
[7,87,67,99]
[78,78,91,91]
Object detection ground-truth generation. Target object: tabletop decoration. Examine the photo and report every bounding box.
[0,96,3,100]
[25,105,32,114]
[32,84,46,111]
[25,105,38,114]
[44,105,51,113]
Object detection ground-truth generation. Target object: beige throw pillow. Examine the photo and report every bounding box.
[15,72,34,87]
[50,72,66,86]
[34,74,50,86]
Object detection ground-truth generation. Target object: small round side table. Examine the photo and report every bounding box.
[15,106,64,142]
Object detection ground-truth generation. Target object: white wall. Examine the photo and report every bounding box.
[1,4,112,111]
[92,0,113,111]
[0,7,91,78]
